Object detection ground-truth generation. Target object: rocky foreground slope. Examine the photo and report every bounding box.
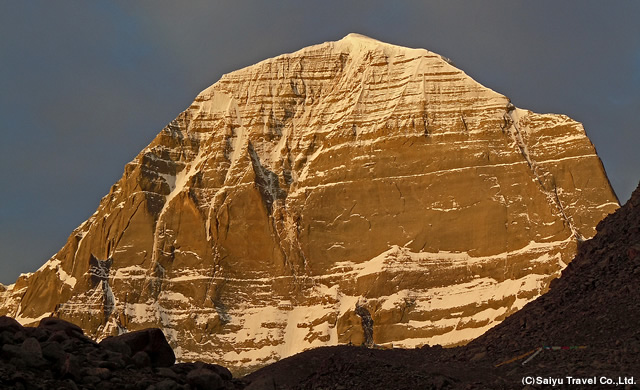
[244,181,640,389]
[0,34,618,373]
[0,316,244,390]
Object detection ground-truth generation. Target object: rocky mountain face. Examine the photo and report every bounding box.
[1,182,637,390]
[244,180,640,389]
[0,34,618,373]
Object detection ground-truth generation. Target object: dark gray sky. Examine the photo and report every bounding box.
[1,1,638,284]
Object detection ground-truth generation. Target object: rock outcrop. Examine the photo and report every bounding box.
[0,33,618,373]
[243,180,640,389]
[0,316,240,389]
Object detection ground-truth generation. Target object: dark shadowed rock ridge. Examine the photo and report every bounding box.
[0,33,619,374]
[0,316,241,389]
[243,181,640,389]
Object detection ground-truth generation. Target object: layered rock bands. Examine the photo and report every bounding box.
[0,34,618,374]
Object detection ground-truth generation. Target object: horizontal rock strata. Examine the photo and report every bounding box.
[0,33,618,373]
[243,181,640,389]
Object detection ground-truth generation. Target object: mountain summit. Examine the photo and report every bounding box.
[0,34,618,373]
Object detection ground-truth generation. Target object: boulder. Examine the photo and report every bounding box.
[101,328,174,367]
[38,317,83,337]
[0,316,23,333]
[186,368,223,390]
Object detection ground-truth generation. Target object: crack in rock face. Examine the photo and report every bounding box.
[88,255,113,288]
[88,255,115,321]
[355,303,374,348]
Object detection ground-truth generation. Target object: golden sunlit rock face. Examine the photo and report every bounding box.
[0,34,618,374]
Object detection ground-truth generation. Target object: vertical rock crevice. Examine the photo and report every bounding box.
[503,106,584,241]
[88,255,115,323]
[355,302,374,348]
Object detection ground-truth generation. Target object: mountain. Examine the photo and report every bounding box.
[0,182,636,389]
[0,33,618,373]
[243,180,640,389]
